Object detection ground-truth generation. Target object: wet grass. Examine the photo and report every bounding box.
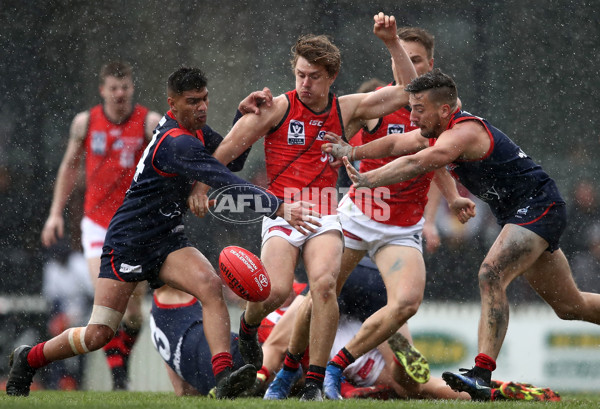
[0,391,599,408]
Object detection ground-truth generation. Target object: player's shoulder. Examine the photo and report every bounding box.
[70,110,92,140]
[144,110,163,135]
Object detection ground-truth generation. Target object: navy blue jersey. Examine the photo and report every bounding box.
[149,296,244,395]
[446,111,565,221]
[104,111,281,256]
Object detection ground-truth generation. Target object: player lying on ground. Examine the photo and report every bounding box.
[259,258,560,401]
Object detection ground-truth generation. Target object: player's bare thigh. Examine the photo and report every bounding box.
[158,246,222,300]
[480,223,549,289]
[336,247,367,294]
[524,248,593,315]
[373,244,426,305]
[303,230,344,287]
[93,277,138,314]
[261,236,300,301]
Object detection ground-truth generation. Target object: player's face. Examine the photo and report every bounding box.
[409,91,444,138]
[100,76,134,113]
[400,40,433,77]
[294,57,336,110]
[168,88,209,132]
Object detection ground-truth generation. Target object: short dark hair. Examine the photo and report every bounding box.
[167,66,208,95]
[99,61,132,85]
[291,34,341,78]
[405,68,457,107]
[397,27,435,60]
[356,78,386,93]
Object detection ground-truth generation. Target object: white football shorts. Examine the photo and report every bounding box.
[80,216,107,259]
[337,194,424,258]
[261,214,342,249]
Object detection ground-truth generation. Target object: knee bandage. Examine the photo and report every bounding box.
[88,304,124,333]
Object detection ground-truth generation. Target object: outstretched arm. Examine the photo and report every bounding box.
[188,94,285,217]
[341,12,417,124]
[343,124,478,188]
[322,129,428,161]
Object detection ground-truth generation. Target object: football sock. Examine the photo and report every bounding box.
[257,366,270,382]
[239,311,260,339]
[120,322,141,351]
[103,323,140,390]
[474,353,495,384]
[330,347,355,370]
[282,350,303,372]
[27,342,50,369]
[212,352,234,380]
[305,365,326,388]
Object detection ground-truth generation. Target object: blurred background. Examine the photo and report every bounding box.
[0,0,599,392]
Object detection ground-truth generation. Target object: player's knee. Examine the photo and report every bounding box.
[553,303,583,321]
[66,324,115,354]
[478,262,503,292]
[205,271,225,293]
[309,275,337,302]
[263,284,290,309]
[81,304,123,350]
[389,297,421,322]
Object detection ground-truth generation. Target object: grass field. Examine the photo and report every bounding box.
[1,392,600,409]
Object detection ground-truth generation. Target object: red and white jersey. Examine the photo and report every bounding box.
[349,105,435,226]
[264,91,343,215]
[84,104,149,228]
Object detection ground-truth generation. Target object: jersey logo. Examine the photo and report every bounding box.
[288,120,305,145]
[480,186,501,201]
[316,130,326,140]
[119,263,142,274]
[516,206,530,217]
[387,124,405,134]
[159,202,182,219]
[356,357,375,379]
[91,131,107,154]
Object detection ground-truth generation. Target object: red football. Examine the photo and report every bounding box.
[218,246,271,302]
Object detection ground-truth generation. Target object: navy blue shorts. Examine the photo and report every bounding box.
[99,235,192,289]
[500,190,567,252]
[338,261,386,321]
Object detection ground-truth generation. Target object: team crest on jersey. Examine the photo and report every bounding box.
[317,130,326,140]
[91,131,107,154]
[387,124,405,134]
[288,120,305,145]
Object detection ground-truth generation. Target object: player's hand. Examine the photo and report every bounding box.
[188,182,215,218]
[321,131,354,160]
[373,12,398,44]
[422,220,441,253]
[277,201,321,236]
[343,157,370,188]
[328,156,343,169]
[448,196,476,224]
[238,87,273,115]
[41,214,64,248]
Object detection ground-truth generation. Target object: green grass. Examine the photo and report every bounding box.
[1,392,600,409]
